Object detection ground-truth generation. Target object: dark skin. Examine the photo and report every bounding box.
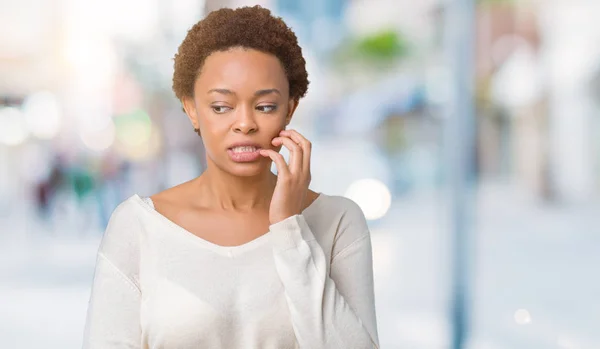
[150,47,319,247]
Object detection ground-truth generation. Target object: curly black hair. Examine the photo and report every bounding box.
[173,5,309,102]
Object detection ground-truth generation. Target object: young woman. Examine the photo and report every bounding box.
[83,5,379,348]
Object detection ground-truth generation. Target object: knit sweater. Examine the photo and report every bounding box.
[83,193,379,348]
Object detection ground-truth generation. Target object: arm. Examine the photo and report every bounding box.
[83,200,142,349]
[269,207,380,348]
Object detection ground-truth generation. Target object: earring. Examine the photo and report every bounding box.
[194,128,201,136]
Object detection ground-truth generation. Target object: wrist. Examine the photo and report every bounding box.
[270,213,297,225]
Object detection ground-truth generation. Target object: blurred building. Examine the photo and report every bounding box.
[474,0,600,202]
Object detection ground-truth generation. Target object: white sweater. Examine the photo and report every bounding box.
[83,193,379,349]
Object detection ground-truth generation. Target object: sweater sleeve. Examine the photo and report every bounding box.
[268,202,380,348]
[83,199,142,349]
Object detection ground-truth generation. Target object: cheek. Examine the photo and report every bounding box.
[264,120,286,138]
[276,106,291,128]
[259,111,286,131]
[198,112,226,132]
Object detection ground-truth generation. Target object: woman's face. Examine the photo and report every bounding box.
[183,47,298,177]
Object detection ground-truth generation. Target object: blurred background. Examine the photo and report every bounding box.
[1,0,599,348]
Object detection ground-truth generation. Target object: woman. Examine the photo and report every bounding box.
[83,5,379,349]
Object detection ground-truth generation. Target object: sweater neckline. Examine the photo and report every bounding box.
[130,192,324,257]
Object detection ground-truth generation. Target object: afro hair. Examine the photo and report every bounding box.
[172,5,309,102]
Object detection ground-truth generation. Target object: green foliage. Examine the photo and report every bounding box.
[354,29,408,60]
[331,29,410,70]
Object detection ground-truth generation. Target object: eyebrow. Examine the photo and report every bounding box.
[254,89,281,97]
[207,88,281,97]
[207,88,234,95]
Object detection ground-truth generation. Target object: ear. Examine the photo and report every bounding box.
[182,96,198,128]
[285,99,299,126]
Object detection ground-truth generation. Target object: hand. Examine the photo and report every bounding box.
[259,129,312,225]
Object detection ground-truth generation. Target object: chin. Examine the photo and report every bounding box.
[226,162,270,177]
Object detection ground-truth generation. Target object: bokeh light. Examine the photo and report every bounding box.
[80,120,116,152]
[114,109,153,148]
[344,178,392,220]
[22,91,62,140]
[0,107,29,146]
[115,124,161,161]
[514,309,532,325]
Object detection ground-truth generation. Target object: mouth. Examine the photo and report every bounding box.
[226,144,263,163]
[228,145,261,153]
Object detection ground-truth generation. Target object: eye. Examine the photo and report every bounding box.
[257,105,277,113]
[211,105,231,114]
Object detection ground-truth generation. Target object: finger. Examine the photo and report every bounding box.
[272,136,303,174]
[280,129,311,173]
[259,149,290,177]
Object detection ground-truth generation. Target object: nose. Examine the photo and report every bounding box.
[233,106,258,134]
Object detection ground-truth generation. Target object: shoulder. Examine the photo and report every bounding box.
[101,195,145,232]
[111,194,144,217]
[326,194,364,213]
[100,195,145,257]
[309,193,370,246]
[317,193,368,226]
[97,195,144,287]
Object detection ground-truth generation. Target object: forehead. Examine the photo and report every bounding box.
[195,47,289,95]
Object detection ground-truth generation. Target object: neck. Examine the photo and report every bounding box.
[196,163,277,212]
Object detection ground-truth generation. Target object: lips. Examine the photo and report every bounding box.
[230,145,260,153]
[227,142,263,163]
[227,142,263,151]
